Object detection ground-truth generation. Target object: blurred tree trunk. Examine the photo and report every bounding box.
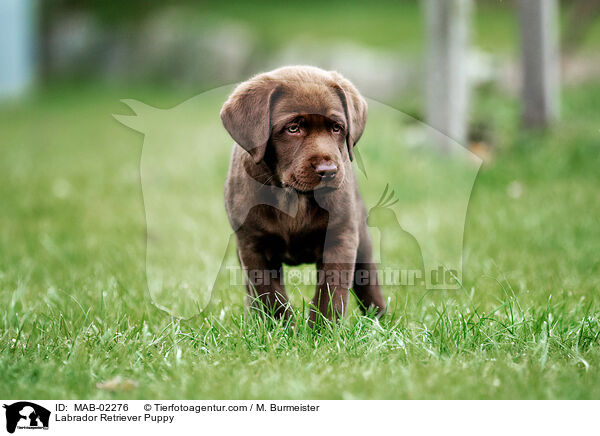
[425,0,472,151]
[0,0,36,98]
[518,0,560,128]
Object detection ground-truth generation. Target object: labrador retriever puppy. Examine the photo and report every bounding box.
[220,66,385,323]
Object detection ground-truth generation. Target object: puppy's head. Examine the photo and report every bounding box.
[220,66,367,192]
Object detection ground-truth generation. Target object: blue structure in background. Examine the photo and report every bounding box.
[0,0,35,99]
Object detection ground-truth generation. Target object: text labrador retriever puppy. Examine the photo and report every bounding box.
[221,66,385,323]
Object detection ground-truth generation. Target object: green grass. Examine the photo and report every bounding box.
[1,78,600,399]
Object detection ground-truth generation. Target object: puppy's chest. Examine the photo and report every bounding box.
[259,198,328,264]
[278,197,326,234]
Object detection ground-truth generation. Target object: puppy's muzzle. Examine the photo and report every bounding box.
[312,160,338,181]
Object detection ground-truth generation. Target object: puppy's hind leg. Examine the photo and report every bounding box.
[352,223,386,316]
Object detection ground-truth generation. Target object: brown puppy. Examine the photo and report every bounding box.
[220,66,385,322]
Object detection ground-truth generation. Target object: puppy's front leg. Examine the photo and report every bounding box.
[310,234,358,324]
[237,243,291,319]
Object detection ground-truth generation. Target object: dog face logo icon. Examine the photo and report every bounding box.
[3,402,50,433]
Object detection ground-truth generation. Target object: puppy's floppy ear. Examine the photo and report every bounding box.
[220,77,278,163]
[330,72,368,161]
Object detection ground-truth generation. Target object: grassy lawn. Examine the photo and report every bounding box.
[0,78,599,399]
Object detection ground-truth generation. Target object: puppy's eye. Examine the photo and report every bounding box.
[331,123,343,133]
[286,124,300,134]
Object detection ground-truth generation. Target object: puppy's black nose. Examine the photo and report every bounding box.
[313,161,338,180]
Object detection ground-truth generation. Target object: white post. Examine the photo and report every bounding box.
[518,0,560,128]
[425,0,472,150]
[0,0,35,99]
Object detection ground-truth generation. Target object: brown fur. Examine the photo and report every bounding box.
[220,66,385,323]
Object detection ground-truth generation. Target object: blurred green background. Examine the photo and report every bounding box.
[1,0,600,399]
